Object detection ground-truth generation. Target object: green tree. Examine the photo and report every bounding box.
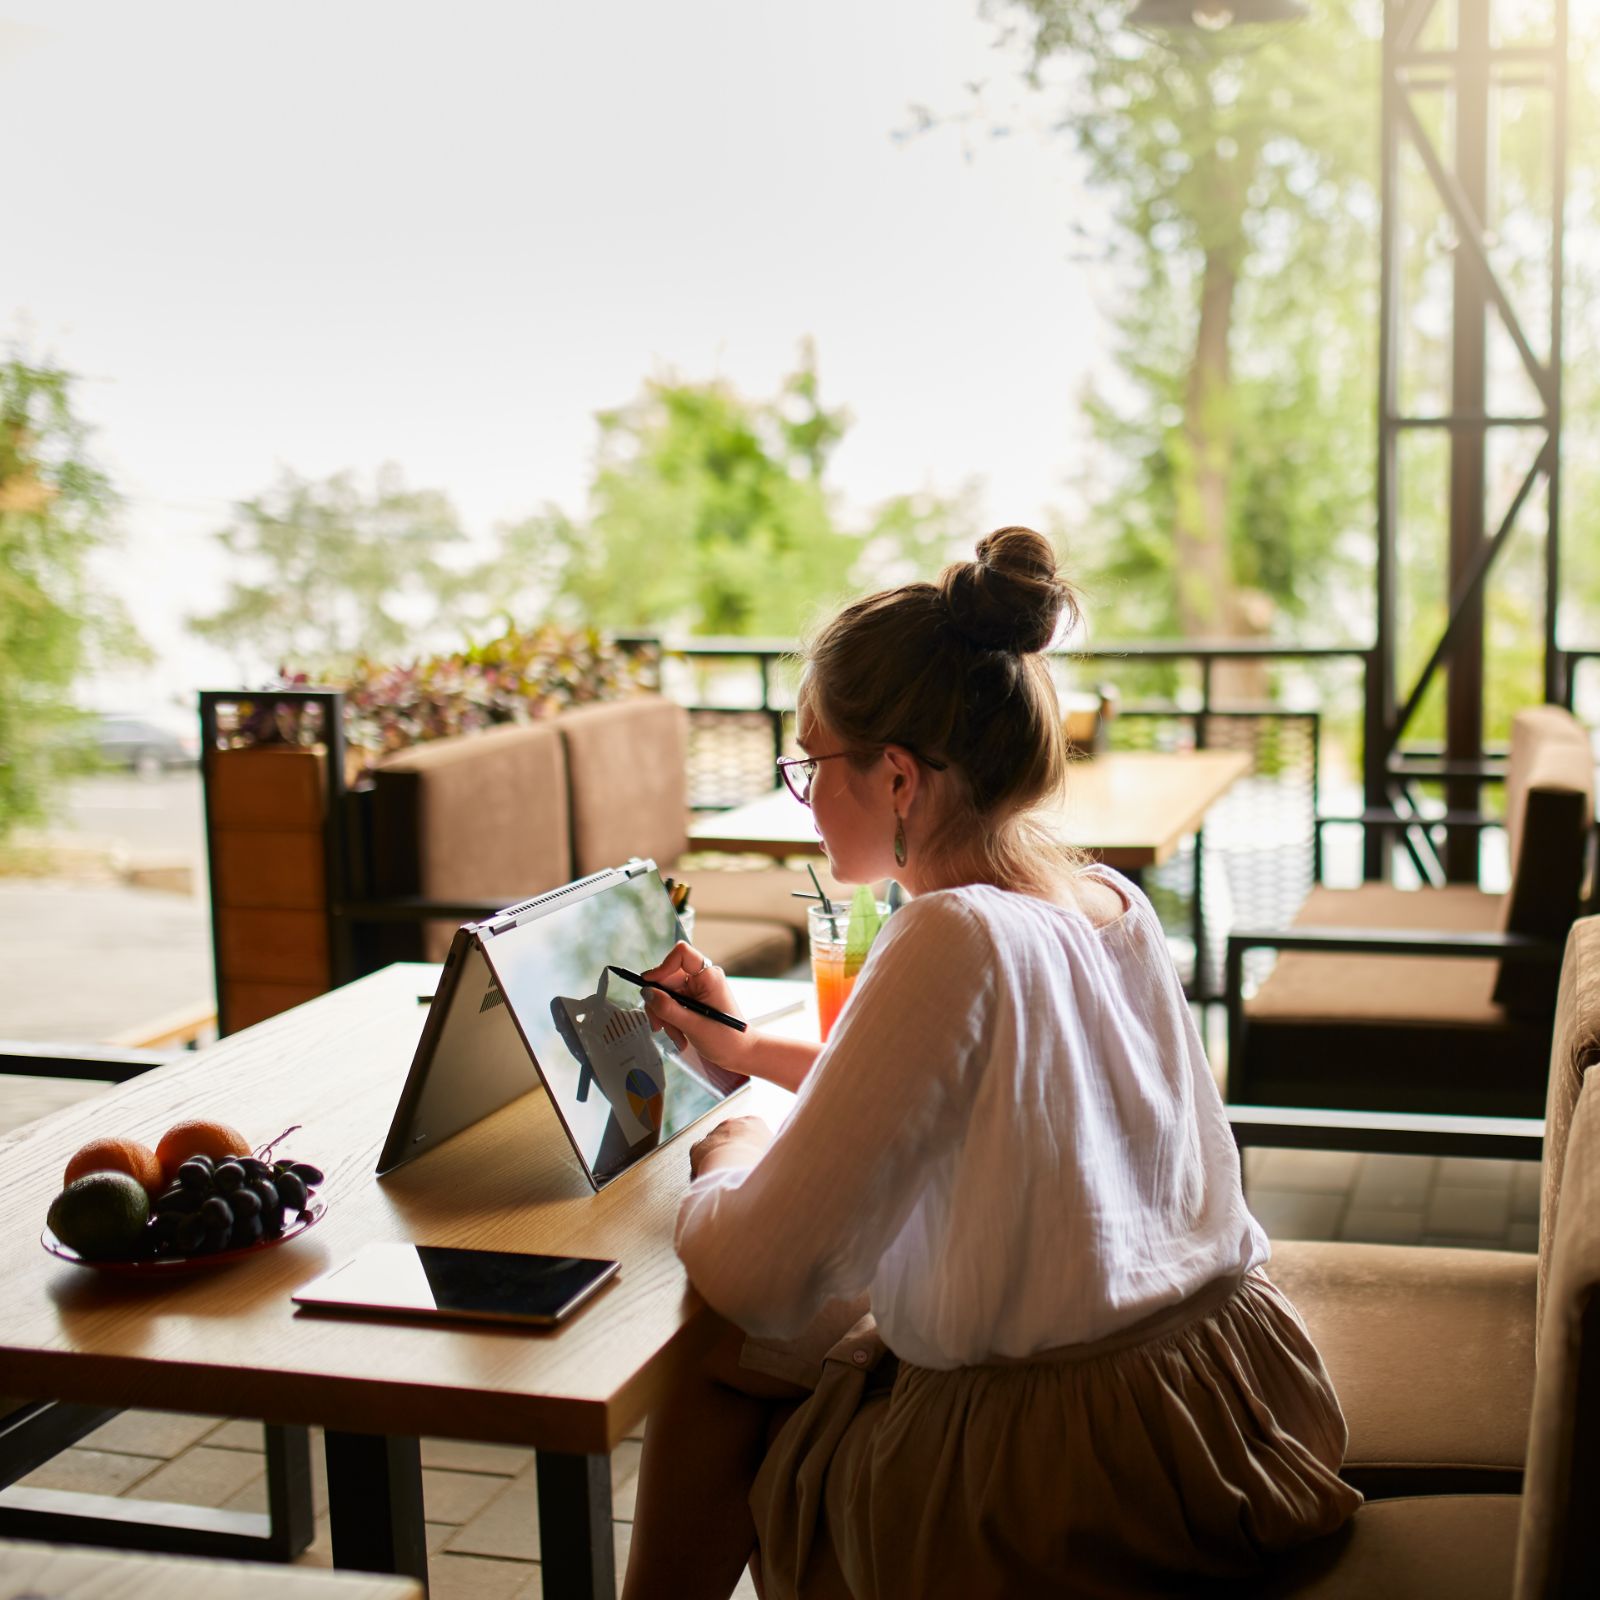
[189,464,471,673]
[0,355,145,837]
[994,2,1379,662]
[484,348,973,638]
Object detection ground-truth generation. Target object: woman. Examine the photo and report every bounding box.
[624,528,1358,1600]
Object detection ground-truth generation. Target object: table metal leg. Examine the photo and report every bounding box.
[324,1430,428,1590]
[536,1450,615,1600]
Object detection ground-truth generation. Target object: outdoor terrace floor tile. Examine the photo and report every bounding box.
[1437,1156,1519,1192]
[123,1443,266,1507]
[1424,1183,1512,1241]
[422,1464,515,1528]
[1336,1208,1428,1245]
[1248,1149,1365,1192]
[1244,1187,1345,1240]
[14,1445,160,1497]
[202,1417,268,1451]
[80,1408,219,1458]
[1347,1153,1437,1213]
[422,1439,538,1475]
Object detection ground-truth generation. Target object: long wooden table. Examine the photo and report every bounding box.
[0,966,810,1599]
[689,749,1252,872]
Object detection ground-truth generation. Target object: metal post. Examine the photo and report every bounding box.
[1444,0,1491,883]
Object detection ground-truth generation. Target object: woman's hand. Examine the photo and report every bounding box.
[689,1114,773,1179]
[640,940,752,1077]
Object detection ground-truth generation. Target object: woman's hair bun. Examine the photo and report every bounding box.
[937,526,1078,655]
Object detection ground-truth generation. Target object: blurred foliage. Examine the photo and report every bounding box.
[481,344,980,637]
[0,355,147,838]
[188,464,473,673]
[223,624,653,767]
[993,0,1377,656]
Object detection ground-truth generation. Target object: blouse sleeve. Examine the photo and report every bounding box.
[674,894,996,1339]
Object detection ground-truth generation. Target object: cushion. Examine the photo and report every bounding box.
[1495,706,1595,1016]
[1238,886,1549,1116]
[1517,1074,1600,1598]
[369,721,571,961]
[1268,1241,1536,1494]
[559,698,690,877]
[1538,916,1600,1337]
[693,916,797,979]
[1249,1494,1521,1599]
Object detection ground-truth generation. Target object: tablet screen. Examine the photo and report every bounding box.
[293,1243,619,1326]
[483,869,748,1186]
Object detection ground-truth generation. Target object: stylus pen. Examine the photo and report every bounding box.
[606,966,749,1032]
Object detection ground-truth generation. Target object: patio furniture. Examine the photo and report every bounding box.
[1256,1035,1600,1598]
[1263,913,1597,1503]
[0,1043,315,1564]
[688,747,1251,878]
[1227,704,1595,1118]
[360,697,848,982]
[0,1539,423,1598]
[0,961,816,1597]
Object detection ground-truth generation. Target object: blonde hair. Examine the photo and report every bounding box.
[799,527,1084,893]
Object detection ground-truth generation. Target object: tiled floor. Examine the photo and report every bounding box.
[5,1072,1538,1596]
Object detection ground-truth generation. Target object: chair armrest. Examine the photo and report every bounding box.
[1221,927,1563,1099]
[1226,1103,1544,1160]
[1226,926,1557,962]
[0,1041,178,1082]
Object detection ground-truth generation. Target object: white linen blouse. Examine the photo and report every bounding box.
[675,868,1269,1370]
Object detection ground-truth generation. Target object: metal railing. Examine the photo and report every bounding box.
[615,635,1365,1001]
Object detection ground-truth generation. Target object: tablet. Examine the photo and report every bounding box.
[292,1243,620,1328]
[377,860,750,1188]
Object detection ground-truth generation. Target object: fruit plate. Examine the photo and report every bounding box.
[42,1201,327,1278]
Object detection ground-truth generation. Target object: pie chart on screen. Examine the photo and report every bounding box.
[626,1069,664,1133]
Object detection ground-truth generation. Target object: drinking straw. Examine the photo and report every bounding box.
[806,862,840,940]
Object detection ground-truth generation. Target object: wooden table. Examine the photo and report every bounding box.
[0,966,810,1599]
[689,749,1252,874]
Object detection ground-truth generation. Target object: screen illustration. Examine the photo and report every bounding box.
[481,870,740,1185]
[550,968,665,1146]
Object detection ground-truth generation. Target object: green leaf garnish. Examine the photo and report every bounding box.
[844,884,885,978]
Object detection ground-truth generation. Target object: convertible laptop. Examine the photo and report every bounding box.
[376,860,755,1189]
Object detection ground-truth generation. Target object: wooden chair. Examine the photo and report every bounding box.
[1227,705,1595,1119]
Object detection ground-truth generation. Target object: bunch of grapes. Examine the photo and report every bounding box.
[148,1154,325,1259]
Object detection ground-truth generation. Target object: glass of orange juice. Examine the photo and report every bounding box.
[808,897,888,1040]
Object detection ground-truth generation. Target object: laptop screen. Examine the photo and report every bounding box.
[480,868,747,1187]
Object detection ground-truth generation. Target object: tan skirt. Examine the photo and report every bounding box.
[746,1270,1361,1600]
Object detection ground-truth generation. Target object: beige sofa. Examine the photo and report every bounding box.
[366,695,847,976]
[1256,943,1600,1595]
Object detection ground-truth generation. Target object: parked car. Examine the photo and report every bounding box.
[94,715,196,776]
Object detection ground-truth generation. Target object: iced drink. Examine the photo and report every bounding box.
[808,899,887,1041]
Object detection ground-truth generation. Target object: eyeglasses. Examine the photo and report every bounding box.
[776,747,948,807]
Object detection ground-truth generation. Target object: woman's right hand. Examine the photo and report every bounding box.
[640,941,753,1078]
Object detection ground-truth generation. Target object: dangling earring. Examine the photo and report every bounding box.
[893,813,907,867]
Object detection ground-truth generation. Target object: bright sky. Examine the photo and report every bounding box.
[2,1,1107,718]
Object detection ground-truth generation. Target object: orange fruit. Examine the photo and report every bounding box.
[63,1136,163,1197]
[155,1119,252,1185]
